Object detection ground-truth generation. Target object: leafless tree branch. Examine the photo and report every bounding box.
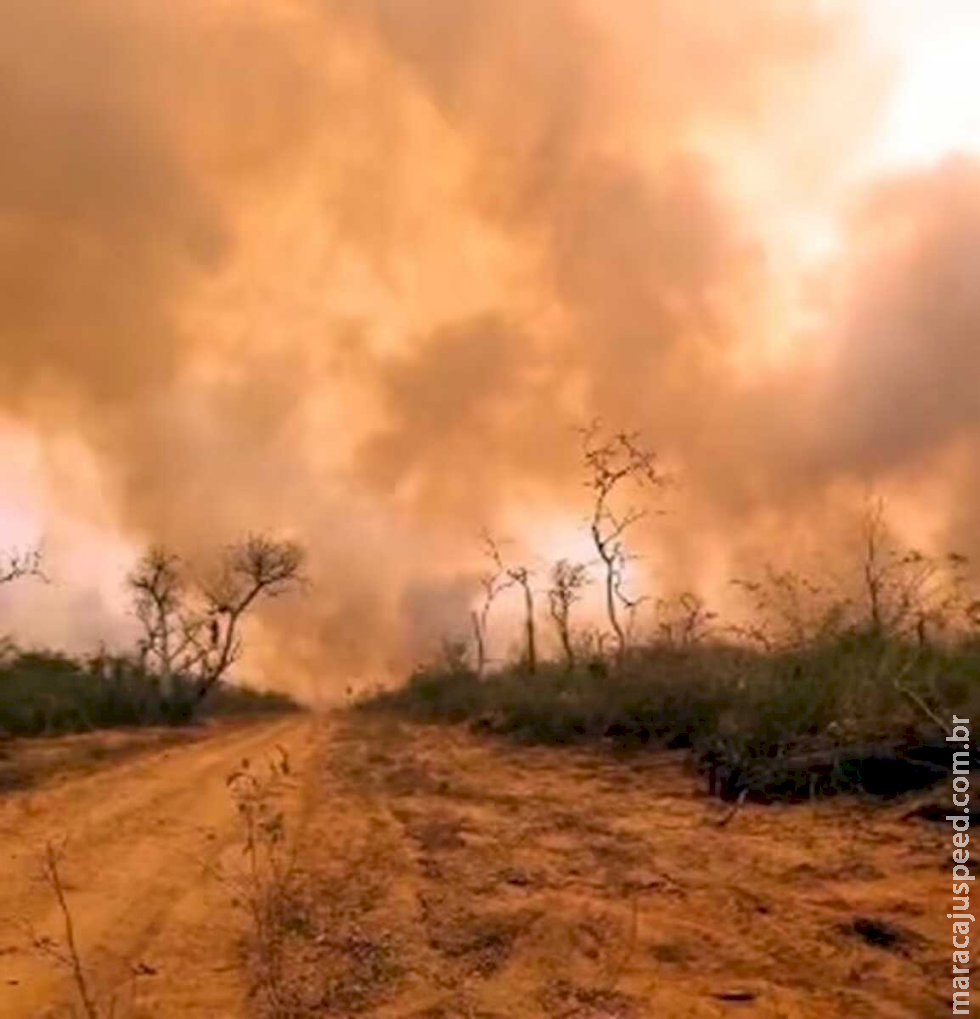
[580,423,666,658]
[547,559,590,669]
[0,546,45,585]
[128,535,305,704]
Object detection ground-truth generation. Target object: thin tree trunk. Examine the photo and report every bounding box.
[471,609,486,676]
[560,626,574,670]
[522,581,537,674]
[604,564,625,658]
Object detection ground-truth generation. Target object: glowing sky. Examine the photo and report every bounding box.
[866,0,980,171]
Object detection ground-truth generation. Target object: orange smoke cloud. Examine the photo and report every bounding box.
[0,0,977,695]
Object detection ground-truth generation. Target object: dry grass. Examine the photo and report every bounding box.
[363,633,978,802]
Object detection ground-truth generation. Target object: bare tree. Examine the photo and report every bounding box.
[198,536,305,696]
[580,423,666,659]
[547,559,589,669]
[129,546,192,698]
[129,535,305,703]
[860,498,970,643]
[470,531,515,677]
[471,532,539,675]
[728,501,973,651]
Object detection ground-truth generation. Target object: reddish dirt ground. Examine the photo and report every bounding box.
[0,716,315,1017]
[0,713,955,1017]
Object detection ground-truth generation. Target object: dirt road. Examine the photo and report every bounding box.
[0,716,316,1018]
[0,713,951,1018]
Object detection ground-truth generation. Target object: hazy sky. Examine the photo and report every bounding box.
[866,0,980,169]
[2,1,979,695]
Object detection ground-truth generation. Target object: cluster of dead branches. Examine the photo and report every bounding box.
[655,591,717,647]
[128,535,304,703]
[465,424,666,674]
[470,532,516,677]
[580,424,667,658]
[860,498,974,644]
[728,499,977,653]
[548,559,590,669]
[470,532,540,675]
[729,567,848,651]
[452,429,976,691]
[0,546,44,586]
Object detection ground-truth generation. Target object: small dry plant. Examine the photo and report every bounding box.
[20,839,115,1018]
[224,746,300,1016]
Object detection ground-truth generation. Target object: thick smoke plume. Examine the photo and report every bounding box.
[1,0,978,695]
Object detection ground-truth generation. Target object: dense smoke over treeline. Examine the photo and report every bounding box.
[1,0,979,694]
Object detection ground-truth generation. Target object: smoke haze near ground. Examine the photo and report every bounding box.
[1,0,979,696]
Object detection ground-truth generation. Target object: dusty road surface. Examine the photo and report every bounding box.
[0,713,951,1018]
[0,716,316,1018]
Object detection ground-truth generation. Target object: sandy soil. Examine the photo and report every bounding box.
[0,716,316,1018]
[0,713,953,1018]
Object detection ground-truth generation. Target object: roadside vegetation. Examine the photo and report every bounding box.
[0,647,299,736]
[364,427,980,803]
[0,535,304,738]
[367,634,979,801]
